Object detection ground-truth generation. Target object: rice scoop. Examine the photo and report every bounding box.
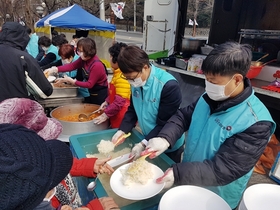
[121,159,153,186]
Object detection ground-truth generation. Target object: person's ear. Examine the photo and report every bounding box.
[143,64,149,70]
[234,74,244,86]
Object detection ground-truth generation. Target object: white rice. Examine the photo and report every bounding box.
[121,159,153,186]
[97,139,115,154]
[86,147,132,159]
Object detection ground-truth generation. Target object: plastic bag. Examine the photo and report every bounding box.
[254,134,280,174]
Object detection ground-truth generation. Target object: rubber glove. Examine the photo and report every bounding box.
[62,74,76,85]
[156,168,174,189]
[142,137,170,159]
[99,101,108,110]
[93,113,109,125]
[44,66,58,76]
[111,130,125,145]
[130,139,147,160]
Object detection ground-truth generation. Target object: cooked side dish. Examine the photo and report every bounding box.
[57,113,101,122]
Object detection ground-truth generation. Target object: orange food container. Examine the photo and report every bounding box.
[246,65,263,79]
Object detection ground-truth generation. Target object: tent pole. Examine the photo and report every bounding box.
[100,0,105,21]
[133,0,136,32]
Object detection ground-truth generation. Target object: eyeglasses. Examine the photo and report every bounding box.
[120,71,141,81]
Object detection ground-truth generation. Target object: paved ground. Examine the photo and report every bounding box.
[248,170,276,187]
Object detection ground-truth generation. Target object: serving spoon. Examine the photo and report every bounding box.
[87,174,100,191]
[78,108,102,122]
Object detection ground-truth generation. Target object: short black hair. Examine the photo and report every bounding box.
[38,36,51,47]
[202,41,252,77]
[109,42,127,64]
[72,35,78,39]
[51,30,58,37]
[26,27,32,35]
[52,34,68,47]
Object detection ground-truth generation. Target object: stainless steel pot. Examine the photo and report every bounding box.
[181,38,207,55]
[50,104,109,136]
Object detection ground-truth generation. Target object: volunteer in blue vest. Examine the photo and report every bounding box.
[144,42,275,209]
[38,36,60,67]
[111,45,185,163]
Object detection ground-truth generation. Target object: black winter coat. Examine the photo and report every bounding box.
[0,22,53,102]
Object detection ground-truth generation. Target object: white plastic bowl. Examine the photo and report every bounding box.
[238,184,280,210]
[158,185,231,210]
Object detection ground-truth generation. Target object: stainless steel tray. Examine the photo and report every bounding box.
[47,84,78,99]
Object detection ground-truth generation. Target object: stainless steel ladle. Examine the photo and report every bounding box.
[78,108,102,122]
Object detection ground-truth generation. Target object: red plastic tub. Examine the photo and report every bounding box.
[246,65,263,79]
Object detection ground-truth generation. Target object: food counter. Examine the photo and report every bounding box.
[70,128,174,210]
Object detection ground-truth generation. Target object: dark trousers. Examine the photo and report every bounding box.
[84,88,108,105]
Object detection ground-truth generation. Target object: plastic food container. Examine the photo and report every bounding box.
[69,128,175,209]
[246,65,263,79]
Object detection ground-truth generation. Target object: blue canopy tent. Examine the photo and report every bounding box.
[35,4,116,66]
[36,4,116,31]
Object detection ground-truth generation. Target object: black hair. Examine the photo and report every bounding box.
[26,27,32,35]
[117,45,150,74]
[52,34,68,47]
[51,30,58,37]
[202,41,252,77]
[38,36,51,47]
[109,42,127,64]
[72,35,78,39]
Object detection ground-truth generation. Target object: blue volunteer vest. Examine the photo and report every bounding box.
[132,65,185,152]
[184,92,275,208]
[41,44,60,63]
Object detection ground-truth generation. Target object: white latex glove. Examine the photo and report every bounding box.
[156,168,174,189]
[93,113,109,125]
[142,137,170,159]
[44,66,58,76]
[99,101,108,110]
[130,140,147,160]
[55,75,76,85]
[111,130,125,145]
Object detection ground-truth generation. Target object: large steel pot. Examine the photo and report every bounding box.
[50,104,109,136]
[181,38,207,56]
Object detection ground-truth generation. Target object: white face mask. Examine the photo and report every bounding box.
[128,77,146,87]
[205,76,240,101]
[78,51,87,60]
[42,46,49,52]
[62,59,71,65]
